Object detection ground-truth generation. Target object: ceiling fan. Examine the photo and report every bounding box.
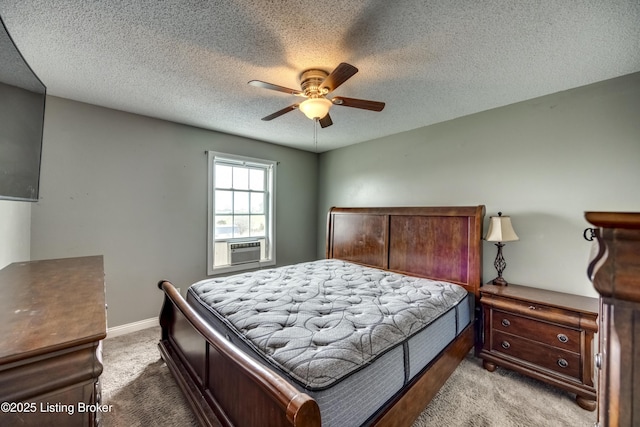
[248,63,385,128]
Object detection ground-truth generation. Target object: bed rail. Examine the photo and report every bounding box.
[157,280,321,427]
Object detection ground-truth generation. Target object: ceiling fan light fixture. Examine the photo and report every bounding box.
[299,97,332,120]
[250,63,383,128]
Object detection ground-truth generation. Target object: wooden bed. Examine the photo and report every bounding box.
[158,205,485,427]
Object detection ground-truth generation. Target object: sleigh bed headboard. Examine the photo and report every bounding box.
[326,205,485,299]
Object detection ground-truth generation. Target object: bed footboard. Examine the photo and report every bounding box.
[157,280,321,427]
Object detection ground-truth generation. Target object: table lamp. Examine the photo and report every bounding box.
[485,212,519,286]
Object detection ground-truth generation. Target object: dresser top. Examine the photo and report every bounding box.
[585,211,640,229]
[0,256,106,364]
[481,283,599,315]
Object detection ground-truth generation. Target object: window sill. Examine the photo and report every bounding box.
[207,259,275,276]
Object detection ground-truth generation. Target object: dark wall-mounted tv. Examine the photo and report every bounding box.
[0,15,46,202]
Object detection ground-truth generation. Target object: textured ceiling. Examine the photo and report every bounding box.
[1,1,639,152]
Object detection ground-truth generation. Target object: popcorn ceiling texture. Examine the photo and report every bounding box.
[1,0,638,152]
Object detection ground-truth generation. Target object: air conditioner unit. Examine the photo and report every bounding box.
[228,241,261,265]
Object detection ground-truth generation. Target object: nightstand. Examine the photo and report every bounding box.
[479,283,598,411]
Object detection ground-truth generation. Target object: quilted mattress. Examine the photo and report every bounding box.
[188,259,473,426]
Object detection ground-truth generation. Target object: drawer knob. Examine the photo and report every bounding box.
[501,319,511,327]
[528,305,536,310]
[557,334,569,343]
[595,353,602,369]
[501,341,511,349]
[557,358,569,368]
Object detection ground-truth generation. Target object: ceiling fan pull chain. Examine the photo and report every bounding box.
[314,119,318,152]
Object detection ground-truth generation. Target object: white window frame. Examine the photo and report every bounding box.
[207,151,276,275]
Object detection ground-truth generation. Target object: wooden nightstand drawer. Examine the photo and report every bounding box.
[487,294,583,327]
[492,310,581,352]
[492,330,581,379]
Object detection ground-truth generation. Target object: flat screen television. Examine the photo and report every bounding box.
[0,15,46,202]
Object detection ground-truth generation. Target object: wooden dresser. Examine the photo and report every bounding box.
[0,256,107,427]
[586,212,640,427]
[479,283,599,411]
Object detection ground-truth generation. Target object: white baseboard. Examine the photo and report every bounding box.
[106,317,158,339]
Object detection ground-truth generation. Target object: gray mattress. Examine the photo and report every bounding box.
[188,259,473,426]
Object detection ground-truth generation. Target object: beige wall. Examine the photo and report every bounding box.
[32,97,319,327]
[318,72,640,298]
[0,200,31,269]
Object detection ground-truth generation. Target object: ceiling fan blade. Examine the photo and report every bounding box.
[261,104,299,121]
[319,114,333,128]
[319,63,358,93]
[249,80,304,96]
[332,96,385,112]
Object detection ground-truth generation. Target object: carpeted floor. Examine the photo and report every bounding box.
[101,327,596,427]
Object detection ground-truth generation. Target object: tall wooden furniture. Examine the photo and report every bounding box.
[479,283,598,411]
[0,256,107,427]
[586,212,640,427]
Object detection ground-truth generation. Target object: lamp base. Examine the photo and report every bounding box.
[491,242,509,286]
[491,276,509,286]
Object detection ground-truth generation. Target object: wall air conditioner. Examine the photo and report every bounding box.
[228,241,261,265]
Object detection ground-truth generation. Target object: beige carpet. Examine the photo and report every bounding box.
[101,327,596,427]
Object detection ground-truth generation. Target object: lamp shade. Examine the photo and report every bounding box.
[485,213,519,242]
[299,97,332,120]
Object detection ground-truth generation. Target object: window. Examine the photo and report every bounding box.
[207,152,276,275]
